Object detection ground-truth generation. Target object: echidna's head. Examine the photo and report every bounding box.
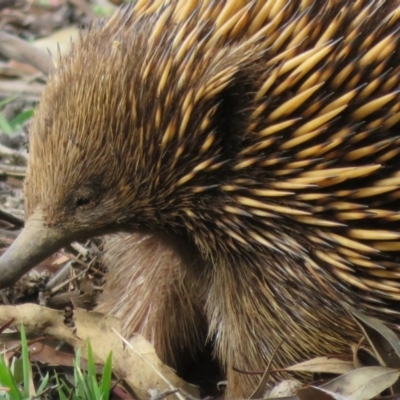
[0,5,263,286]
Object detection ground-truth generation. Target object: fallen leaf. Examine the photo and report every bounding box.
[284,356,354,375]
[0,304,199,400]
[318,366,400,400]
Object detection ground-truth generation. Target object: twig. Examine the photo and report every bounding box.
[0,164,26,177]
[0,31,54,76]
[0,210,24,228]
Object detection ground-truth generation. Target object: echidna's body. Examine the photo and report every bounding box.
[2,0,400,397]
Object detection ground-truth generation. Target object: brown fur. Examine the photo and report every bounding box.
[97,232,207,368]
[18,0,400,397]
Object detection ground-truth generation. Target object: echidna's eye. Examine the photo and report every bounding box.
[69,186,99,212]
[67,178,104,213]
[75,196,92,208]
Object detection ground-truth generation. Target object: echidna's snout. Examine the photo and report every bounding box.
[0,210,77,288]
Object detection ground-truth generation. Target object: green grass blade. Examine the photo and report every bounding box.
[0,355,22,399]
[9,109,34,131]
[90,375,102,399]
[54,345,113,400]
[20,325,31,398]
[0,113,13,135]
[99,352,112,400]
[55,374,71,400]
[86,343,97,383]
[36,372,49,394]
[86,343,100,398]
[73,349,81,388]
[0,96,18,107]
[74,351,92,400]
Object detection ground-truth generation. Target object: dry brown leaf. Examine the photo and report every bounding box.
[28,342,76,368]
[284,356,354,375]
[350,309,400,367]
[350,308,400,392]
[0,304,200,400]
[318,366,400,400]
[266,366,400,400]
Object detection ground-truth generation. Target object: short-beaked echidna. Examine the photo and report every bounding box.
[2,0,400,397]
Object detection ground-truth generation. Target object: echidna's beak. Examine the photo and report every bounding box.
[0,211,75,289]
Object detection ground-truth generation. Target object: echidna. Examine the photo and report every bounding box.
[2,0,400,397]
